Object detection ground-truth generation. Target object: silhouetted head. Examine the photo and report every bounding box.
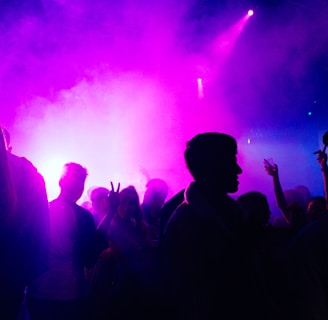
[237,191,271,227]
[90,186,110,216]
[118,186,142,222]
[306,196,327,222]
[293,185,311,210]
[143,178,168,209]
[59,162,88,203]
[184,132,242,193]
[284,189,306,209]
[80,200,92,211]
[284,188,309,227]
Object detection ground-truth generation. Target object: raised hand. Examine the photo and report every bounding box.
[110,181,120,193]
[264,159,278,177]
[139,165,151,181]
[109,181,120,212]
[317,150,328,169]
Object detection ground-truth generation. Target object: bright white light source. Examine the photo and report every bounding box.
[248,9,254,16]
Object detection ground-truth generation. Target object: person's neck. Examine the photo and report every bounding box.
[58,193,77,203]
[195,181,226,203]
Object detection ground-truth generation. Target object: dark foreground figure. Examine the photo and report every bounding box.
[163,132,257,320]
[0,127,49,320]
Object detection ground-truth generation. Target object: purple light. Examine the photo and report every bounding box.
[247,9,254,16]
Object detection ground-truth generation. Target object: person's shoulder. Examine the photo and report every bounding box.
[162,189,185,210]
[76,204,93,218]
[49,198,69,210]
[222,194,241,211]
[8,153,44,180]
[168,202,190,221]
[287,214,328,260]
[297,214,328,243]
[73,204,96,232]
[8,153,36,170]
[164,203,194,235]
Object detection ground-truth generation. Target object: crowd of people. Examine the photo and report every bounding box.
[1,126,328,320]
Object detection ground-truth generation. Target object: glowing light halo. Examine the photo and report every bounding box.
[247,9,254,17]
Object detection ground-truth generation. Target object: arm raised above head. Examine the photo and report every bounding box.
[317,151,328,211]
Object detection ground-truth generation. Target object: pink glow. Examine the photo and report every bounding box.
[197,78,204,99]
[38,156,66,199]
[1,0,326,215]
[13,70,240,202]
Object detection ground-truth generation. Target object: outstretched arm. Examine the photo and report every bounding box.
[317,151,328,211]
[264,162,290,224]
[139,165,151,182]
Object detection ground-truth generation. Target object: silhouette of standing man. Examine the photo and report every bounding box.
[27,162,96,320]
[163,132,254,320]
[0,127,49,320]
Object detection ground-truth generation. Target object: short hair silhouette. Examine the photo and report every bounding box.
[184,132,238,181]
[90,187,110,199]
[145,178,168,199]
[237,191,271,226]
[60,162,88,181]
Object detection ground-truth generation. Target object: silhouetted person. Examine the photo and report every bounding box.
[264,161,307,231]
[238,191,271,247]
[89,186,113,253]
[27,162,96,320]
[306,196,327,222]
[285,147,328,320]
[141,178,168,241]
[318,150,328,211]
[163,132,255,320]
[88,184,120,320]
[107,186,153,319]
[0,127,49,320]
[286,213,328,320]
[237,191,291,319]
[90,187,111,226]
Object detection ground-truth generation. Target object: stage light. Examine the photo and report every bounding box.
[197,78,204,99]
[248,9,254,16]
